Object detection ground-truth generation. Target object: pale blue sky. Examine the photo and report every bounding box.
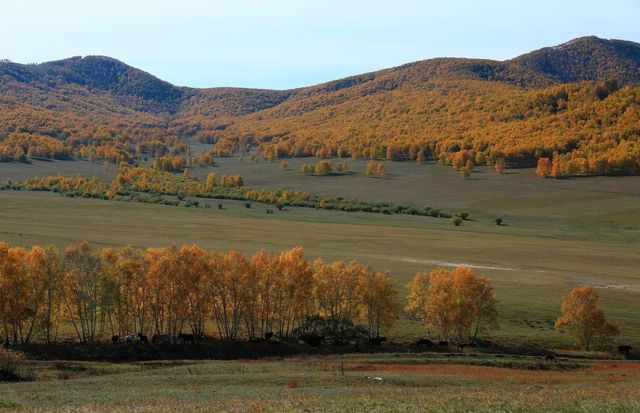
[2,0,639,89]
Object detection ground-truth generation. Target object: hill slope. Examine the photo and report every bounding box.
[511,36,640,84]
[0,36,639,176]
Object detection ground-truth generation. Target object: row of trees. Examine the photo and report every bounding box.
[0,240,619,350]
[299,160,349,176]
[0,242,398,345]
[6,166,453,218]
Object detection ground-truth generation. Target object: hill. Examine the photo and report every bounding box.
[511,36,640,84]
[0,36,639,176]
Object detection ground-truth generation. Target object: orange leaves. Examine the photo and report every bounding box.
[0,241,399,343]
[406,267,497,342]
[555,285,619,350]
[365,161,386,177]
[536,157,552,177]
[220,175,244,188]
[207,80,639,177]
[313,260,398,340]
[205,172,217,190]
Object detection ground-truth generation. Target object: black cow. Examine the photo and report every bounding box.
[416,338,434,350]
[152,334,171,345]
[304,335,324,347]
[544,354,556,362]
[111,335,119,344]
[178,333,196,344]
[137,333,148,344]
[456,342,467,352]
[368,336,388,346]
[619,345,632,356]
[265,331,274,340]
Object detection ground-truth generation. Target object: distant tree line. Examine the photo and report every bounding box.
[0,166,457,218]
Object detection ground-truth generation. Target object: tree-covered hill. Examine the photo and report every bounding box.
[0,36,638,176]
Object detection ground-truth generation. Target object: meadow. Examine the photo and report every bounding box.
[0,157,638,347]
[1,353,640,412]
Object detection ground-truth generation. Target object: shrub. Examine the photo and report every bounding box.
[495,218,503,225]
[452,217,463,226]
[217,203,223,210]
[276,203,284,211]
[244,202,252,209]
[454,211,470,220]
[0,348,29,382]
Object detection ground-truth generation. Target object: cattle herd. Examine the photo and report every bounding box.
[111,333,205,345]
[107,332,634,360]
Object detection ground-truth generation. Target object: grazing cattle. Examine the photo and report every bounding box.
[152,334,171,345]
[111,335,119,344]
[416,338,434,350]
[265,331,274,340]
[137,333,148,344]
[368,336,388,346]
[544,354,556,362]
[438,340,449,347]
[178,333,196,344]
[124,334,134,345]
[456,342,467,352]
[619,345,632,356]
[304,335,324,347]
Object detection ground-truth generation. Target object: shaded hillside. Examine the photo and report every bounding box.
[512,36,640,85]
[1,56,185,113]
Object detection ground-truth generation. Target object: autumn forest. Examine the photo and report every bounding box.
[0,32,639,412]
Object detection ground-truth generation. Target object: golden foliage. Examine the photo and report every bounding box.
[555,285,620,350]
[405,267,497,342]
[0,242,398,343]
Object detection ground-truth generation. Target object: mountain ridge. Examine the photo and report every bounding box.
[0,36,638,176]
[1,36,639,117]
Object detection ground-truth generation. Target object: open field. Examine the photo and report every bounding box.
[0,155,639,347]
[1,354,640,412]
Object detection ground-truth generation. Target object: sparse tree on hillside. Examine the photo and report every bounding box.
[205,172,217,190]
[536,157,551,177]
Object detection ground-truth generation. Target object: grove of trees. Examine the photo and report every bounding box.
[405,267,498,343]
[0,242,398,345]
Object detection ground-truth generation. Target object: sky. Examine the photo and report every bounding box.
[2,0,639,89]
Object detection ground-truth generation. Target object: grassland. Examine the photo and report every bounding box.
[1,354,640,412]
[1,157,639,348]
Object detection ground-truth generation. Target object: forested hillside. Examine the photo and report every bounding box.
[0,36,639,176]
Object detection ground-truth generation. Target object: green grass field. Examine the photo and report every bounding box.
[1,157,640,411]
[1,354,640,412]
[1,158,639,347]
